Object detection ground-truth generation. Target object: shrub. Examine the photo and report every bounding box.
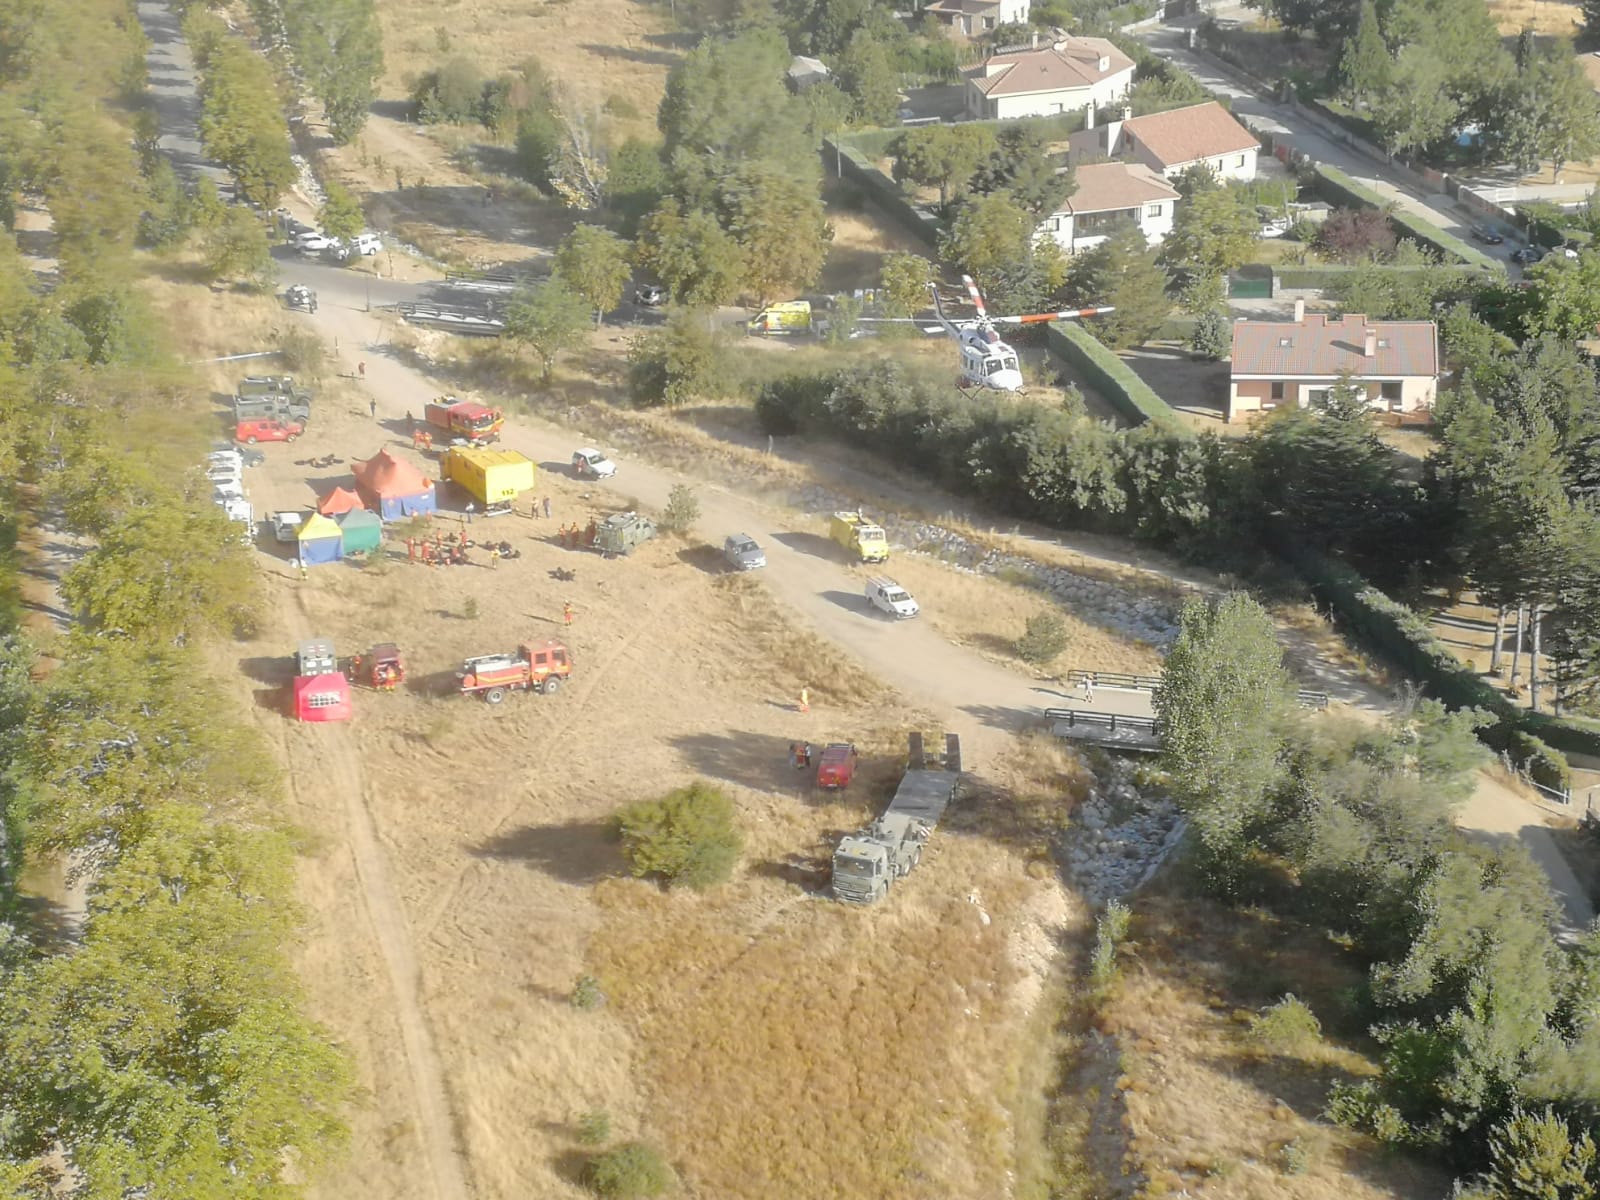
[462,597,480,621]
[602,94,640,120]
[1189,309,1231,361]
[576,1109,612,1145]
[615,782,742,890]
[570,974,606,1010]
[1089,899,1132,987]
[277,326,327,379]
[1479,1106,1597,1200]
[1508,729,1571,793]
[583,1141,676,1198]
[411,58,485,124]
[659,485,699,535]
[1277,1137,1312,1175]
[1247,994,1322,1055]
[1015,612,1069,665]
[626,315,728,408]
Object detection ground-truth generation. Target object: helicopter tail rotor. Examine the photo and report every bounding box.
[961,274,988,318]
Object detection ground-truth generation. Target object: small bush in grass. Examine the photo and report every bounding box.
[278,325,327,378]
[462,596,480,620]
[1248,994,1322,1055]
[576,1109,612,1145]
[1277,1137,1311,1175]
[584,1141,676,1198]
[659,485,700,535]
[615,781,742,890]
[1089,899,1132,986]
[571,974,606,1011]
[1015,612,1070,665]
[603,94,640,119]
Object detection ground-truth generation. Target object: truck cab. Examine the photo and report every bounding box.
[829,510,888,563]
[830,835,891,903]
[865,576,919,619]
[425,398,503,443]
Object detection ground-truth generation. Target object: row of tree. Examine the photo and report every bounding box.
[186,7,298,208]
[0,0,353,1188]
[1154,592,1600,1191]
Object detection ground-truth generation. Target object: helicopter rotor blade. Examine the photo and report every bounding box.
[992,306,1116,325]
[961,274,988,318]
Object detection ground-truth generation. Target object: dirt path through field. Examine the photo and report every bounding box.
[278,606,473,1200]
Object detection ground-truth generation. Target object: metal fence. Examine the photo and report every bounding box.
[1065,669,1329,710]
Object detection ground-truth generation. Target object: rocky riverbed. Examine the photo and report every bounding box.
[1060,757,1186,904]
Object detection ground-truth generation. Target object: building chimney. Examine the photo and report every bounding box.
[1364,328,1377,357]
[1293,298,1305,322]
[1098,55,1110,72]
[1032,30,1039,48]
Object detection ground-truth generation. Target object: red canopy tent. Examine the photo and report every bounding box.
[317,485,366,516]
[351,449,437,521]
[292,672,352,722]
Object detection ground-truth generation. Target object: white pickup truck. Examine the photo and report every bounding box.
[865,576,919,619]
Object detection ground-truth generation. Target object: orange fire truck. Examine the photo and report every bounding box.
[457,638,572,703]
[424,397,503,444]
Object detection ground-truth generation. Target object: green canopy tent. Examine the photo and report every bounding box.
[336,507,383,555]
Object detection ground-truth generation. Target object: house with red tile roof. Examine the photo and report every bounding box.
[1039,161,1180,252]
[1227,302,1439,423]
[924,0,1030,38]
[965,36,1134,120]
[1071,102,1260,181]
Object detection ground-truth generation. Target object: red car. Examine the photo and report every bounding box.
[236,417,304,444]
[815,742,858,789]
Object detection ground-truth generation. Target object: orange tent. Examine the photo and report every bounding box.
[351,449,437,521]
[318,485,366,516]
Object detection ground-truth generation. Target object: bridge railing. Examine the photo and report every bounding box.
[1064,669,1329,710]
[1044,708,1162,737]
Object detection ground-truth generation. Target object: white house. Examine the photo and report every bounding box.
[1039,161,1179,253]
[1070,101,1260,182]
[924,0,1030,38]
[965,36,1134,121]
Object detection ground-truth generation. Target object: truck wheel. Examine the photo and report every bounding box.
[246,436,259,445]
[542,677,561,695]
[484,687,506,704]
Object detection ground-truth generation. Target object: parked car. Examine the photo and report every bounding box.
[235,417,304,444]
[723,533,766,571]
[815,742,859,789]
[1469,225,1504,245]
[864,576,919,619]
[634,283,665,307]
[1512,246,1546,265]
[205,464,243,487]
[351,232,382,255]
[270,511,304,543]
[295,231,336,252]
[571,447,617,479]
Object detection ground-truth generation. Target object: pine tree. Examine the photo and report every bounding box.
[1339,0,1391,108]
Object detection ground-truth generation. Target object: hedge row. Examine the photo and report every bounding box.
[1310,165,1502,274]
[1274,534,1600,781]
[826,137,940,247]
[1271,264,1451,290]
[1046,321,1186,431]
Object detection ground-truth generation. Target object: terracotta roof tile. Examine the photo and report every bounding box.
[1061,162,1178,214]
[1230,314,1438,378]
[1120,102,1259,168]
[968,37,1133,98]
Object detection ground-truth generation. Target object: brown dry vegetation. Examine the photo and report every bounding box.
[1487,0,1580,36]
[1100,881,1452,1200]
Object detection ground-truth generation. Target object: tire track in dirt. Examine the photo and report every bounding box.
[280,603,473,1200]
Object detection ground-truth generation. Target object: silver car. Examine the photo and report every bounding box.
[723,534,766,571]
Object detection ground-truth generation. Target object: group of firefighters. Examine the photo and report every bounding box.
[406,532,473,567]
[343,652,404,691]
[558,520,599,549]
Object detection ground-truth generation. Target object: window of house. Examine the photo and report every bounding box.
[1270,381,1285,401]
[1277,337,1293,347]
[1145,203,1163,217]
[1377,338,1391,348]
[1235,154,1246,167]
[1307,388,1331,407]
[1380,380,1402,401]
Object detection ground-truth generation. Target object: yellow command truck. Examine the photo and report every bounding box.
[443,446,536,512]
[830,510,889,563]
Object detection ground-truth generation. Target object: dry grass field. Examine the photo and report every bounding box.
[1102,882,1454,1200]
[1487,0,1580,36]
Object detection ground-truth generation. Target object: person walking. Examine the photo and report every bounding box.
[297,559,308,582]
[1083,676,1094,706]
[406,537,416,563]
[542,496,551,520]
[465,501,475,525]
[563,601,575,626]
[798,686,810,714]
[358,360,366,379]
[489,546,500,568]
[369,397,377,418]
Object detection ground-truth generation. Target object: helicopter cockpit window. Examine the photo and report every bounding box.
[985,359,1000,375]
[1002,355,1018,371]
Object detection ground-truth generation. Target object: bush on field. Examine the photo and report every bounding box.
[615,781,742,890]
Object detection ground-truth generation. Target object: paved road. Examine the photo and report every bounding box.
[137,0,228,191]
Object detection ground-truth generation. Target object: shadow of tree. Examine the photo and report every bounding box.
[471,820,622,885]
[669,730,806,790]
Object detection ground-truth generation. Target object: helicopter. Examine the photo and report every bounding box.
[922,275,1114,392]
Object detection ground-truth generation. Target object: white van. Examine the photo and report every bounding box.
[572,447,617,479]
[865,576,919,619]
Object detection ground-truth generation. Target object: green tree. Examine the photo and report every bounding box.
[411,57,485,124]
[1540,49,1600,180]
[202,205,275,289]
[968,120,1075,216]
[635,203,745,310]
[724,164,832,306]
[136,157,190,250]
[1479,1107,1597,1200]
[504,279,592,381]
[1015,611,1068,664]
[879,252,933,317]
[1067,226,1171,350]
[1161,185,1260,276]
[1190,308,1232,360]
[605,138,666,237]
[554,223,632,325]
[284,0,384,144]
[1339,0,1391,107]
[836,28,900,125]
[1523,251,1600,341]
[615,781,743,889]
[627,312,728,407]
[584,1141,678,1198]
[660,483,701,533]
[891,123,996,211]
[939,191,1034,289]
[1153,594,1294,862]
[658,27,806,172]
[318,180,364,242]
[1368,48,1460,159]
